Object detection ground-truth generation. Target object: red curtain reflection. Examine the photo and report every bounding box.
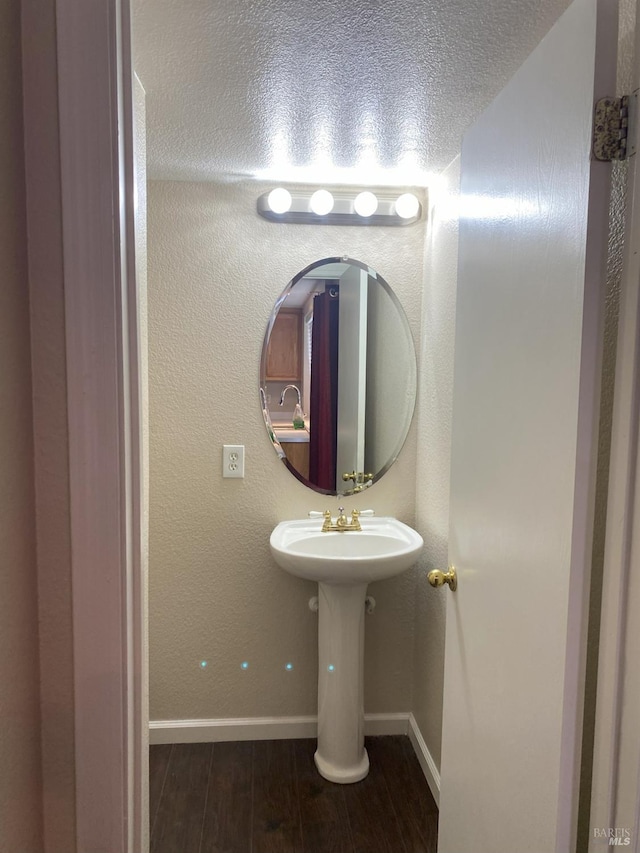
[309,288,339,490]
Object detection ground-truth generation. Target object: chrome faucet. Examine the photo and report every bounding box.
[279,384,301,406]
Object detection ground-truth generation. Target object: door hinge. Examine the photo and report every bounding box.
[593,94,635,161]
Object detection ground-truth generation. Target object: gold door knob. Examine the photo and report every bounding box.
[427,567,457,592]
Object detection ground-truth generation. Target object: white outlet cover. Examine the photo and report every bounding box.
[223,444,245,478]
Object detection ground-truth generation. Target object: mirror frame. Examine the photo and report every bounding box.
[260,256,417,495]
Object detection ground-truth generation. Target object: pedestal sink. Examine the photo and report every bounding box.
[270,515,423,783]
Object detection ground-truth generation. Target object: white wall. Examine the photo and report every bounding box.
[0,1,44,849]
[412,159,460,771]
[147,179,426,722]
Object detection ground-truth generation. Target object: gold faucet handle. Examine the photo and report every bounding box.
[320,507,363,532]
[342,471,357,482]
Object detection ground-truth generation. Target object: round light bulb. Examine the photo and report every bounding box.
[354,191,379,217]
[309,189,334,216]
[267,187,292,214]
[395,192,420,219]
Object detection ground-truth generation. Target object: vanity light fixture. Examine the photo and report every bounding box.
[395,192,421,219]
[309,189,335,215]
[267,187,292,214]
[257,187,422,226]
[353,191,379,217]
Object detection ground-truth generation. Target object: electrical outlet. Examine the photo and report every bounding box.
[223,444,245,478]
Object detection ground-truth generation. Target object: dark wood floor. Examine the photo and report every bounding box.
[150,736,438,853]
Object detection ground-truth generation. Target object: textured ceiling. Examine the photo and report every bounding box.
[133,0,572,185]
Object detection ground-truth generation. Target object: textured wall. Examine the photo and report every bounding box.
[148,179,426,721]
[133,0,574,183]
[412,159,460,771]
[0,0,44,849]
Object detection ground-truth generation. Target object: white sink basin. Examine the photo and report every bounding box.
[270,516,423,585]
[270,514,423,784]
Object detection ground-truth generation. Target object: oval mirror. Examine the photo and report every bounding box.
[260,257,417,496]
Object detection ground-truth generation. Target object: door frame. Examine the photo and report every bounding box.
[23,1,146,851]
[589,14,640,846]
[56,2,146,851]
[23,0,638,851]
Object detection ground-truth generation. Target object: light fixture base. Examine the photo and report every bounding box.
[257,188,422,226]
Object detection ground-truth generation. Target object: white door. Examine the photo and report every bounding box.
[336,264,368,486]
[438,0,617,851]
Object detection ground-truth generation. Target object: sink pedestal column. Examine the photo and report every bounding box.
[314,581,369,784]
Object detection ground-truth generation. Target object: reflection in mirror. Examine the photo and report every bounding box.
[260,257,417,496]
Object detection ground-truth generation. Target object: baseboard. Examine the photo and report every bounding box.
[149,712,410,745]
[407,713,441,807]
[363,712,411,736]
[149,712,440,806]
